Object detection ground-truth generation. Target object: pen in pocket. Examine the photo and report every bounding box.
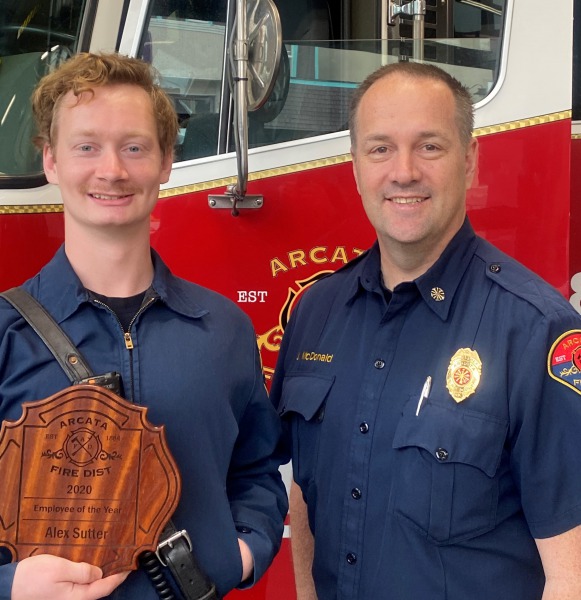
[415,376,432,416]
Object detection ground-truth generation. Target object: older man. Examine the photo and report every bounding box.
[271,62,581,599]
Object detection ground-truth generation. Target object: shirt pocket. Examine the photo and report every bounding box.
[279,373,334,488]
[388,395,508,545]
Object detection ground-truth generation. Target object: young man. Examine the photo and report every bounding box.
[271,62,581,599]
[0,53,287,599]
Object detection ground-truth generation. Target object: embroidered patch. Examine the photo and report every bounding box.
[446,348,482,402]
[548,330,581,395]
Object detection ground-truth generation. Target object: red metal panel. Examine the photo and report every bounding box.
[0,213,63,288]
[570,137,581,303]
[470,119,572,295]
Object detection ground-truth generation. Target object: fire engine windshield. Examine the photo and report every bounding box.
[0,0,84,178]
[136,0,506,164]
[0,0,506,179]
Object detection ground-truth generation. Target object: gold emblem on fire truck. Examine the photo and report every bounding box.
[446,348,482,403]
[256,271,333,381]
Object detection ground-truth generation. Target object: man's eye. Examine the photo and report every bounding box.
[127,146,141,153]
[373,146,388,154]
[79,145,92,152]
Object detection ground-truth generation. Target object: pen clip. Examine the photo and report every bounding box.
[415,375,432,416]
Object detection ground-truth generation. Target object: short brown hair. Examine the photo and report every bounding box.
[349,62,474,147]
[31,52,178,158]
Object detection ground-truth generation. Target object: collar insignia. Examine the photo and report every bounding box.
[548,330,581,395]
[446,348,482,402]
[431,287,445,302]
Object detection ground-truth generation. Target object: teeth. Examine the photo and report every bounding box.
[92,194,123,200]
[391,197,424,204]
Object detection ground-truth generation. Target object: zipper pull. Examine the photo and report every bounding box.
[124,332,134,350]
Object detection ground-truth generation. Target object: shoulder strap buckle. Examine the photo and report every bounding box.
[156,529,193,566]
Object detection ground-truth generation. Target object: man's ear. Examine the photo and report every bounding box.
[465,137,478,189]
[159,150,173,185]
[351,148,361,195]
[43,144,59,185]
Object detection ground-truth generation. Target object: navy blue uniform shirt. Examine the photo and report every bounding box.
[271,219,581,599]
[0,246,288,599]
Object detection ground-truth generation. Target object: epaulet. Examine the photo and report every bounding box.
[476,237,572,315]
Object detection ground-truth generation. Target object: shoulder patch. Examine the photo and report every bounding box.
[547,330,581,395]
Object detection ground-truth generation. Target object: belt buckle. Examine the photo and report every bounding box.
[155,529,193,566]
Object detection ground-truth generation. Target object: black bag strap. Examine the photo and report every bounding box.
[0,286,219,600]
[0,287,92,382]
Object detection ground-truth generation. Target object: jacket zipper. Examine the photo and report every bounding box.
[92,295,157,400]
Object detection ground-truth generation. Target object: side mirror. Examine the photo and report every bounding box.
[210,0,283,215]
[247,0,283,111]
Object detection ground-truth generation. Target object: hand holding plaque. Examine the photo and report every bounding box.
[0,385,181,576]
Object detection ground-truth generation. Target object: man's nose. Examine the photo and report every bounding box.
[95,149,128,180]
[390,150,420,185]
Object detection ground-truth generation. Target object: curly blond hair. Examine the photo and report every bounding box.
[32,52,178,158]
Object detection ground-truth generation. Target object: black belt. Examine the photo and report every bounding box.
[155,521,218,600]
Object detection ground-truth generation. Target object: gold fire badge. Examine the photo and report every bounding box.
[446,348,482,402]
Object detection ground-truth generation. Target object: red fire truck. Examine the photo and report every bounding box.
[0,0,578,598]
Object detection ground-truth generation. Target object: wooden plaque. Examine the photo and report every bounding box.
[0,385,181,575]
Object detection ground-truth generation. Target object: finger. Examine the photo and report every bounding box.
[86,571,130,599]
[64,561,103,585]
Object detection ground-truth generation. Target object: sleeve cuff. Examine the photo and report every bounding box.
[0,562,18,600]
[235,526,270,589]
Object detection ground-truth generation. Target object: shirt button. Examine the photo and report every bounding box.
[351,488,362,500]
[435,447,449,461]
[489,264,501,273]
[346,553,357,565]
[374,359,385,369]
[359,422,369,434]
[236,526,252,534]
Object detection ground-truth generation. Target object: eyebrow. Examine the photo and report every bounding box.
[361,130,452,144]
[68,130,154,142]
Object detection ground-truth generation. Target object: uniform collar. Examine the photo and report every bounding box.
[149,251,208,319]
[356,243,384,297]
[349,218,478,320]
[35,245,208,323]
[415,218,478,320]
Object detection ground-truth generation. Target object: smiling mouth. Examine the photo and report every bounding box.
[89,193,132,201]
[390,196,426,204]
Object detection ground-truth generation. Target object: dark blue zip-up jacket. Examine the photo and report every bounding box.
[0,245,288,599]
